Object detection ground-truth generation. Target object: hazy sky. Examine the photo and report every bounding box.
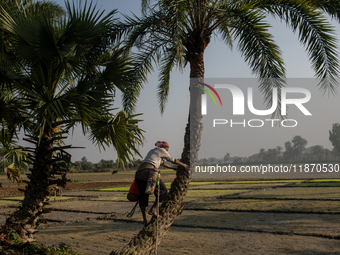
[50,0,340,163]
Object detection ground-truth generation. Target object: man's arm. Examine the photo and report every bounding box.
[174,159,190,171]
[161,160,189,171]
[160,149,190,171]
[161,161,178,170]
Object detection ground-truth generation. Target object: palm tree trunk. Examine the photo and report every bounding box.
[2,135,53,242]
[112,51,204,255]
[183,50,205,167]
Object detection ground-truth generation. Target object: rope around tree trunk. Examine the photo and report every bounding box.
[155,173,161,254]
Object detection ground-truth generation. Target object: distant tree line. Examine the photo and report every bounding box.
[248,135,335,164]
[69,157,143,172]
[0,155,141,175]
[198,124,340,165]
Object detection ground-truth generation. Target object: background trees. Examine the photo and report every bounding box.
[310,145,325,161]
[329,123,340,158]
[292,136,308,161]
[198,133,336,164]
[224,153,231,163]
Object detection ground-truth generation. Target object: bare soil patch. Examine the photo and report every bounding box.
[36,220,340,255]
[186,198,340,213]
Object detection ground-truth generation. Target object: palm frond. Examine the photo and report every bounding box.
[122,5,187,112]
[0,129,29,178]
[4,163,22,183]
[308,0,340,21]
[158,50,176,113]
[256,0,339,93]
[99,47,145,114]
[88,111,144,168]
[0,87,25,133]
[223,2,285,116]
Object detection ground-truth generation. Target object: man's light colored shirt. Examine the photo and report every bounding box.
[143,147,176,169]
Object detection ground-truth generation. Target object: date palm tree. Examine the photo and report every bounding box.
[0,1,145,242]
[113,0,340,254]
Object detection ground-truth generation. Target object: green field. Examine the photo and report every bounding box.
[1,172,339,214]
[88,178,340,212]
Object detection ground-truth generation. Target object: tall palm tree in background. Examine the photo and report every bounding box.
[0,1,145,242]
[113,0,340,254]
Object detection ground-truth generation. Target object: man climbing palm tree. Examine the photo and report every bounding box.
[135,141,189,226]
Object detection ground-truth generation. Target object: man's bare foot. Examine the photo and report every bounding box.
[148,209,162,218]
[143,219,148,226]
